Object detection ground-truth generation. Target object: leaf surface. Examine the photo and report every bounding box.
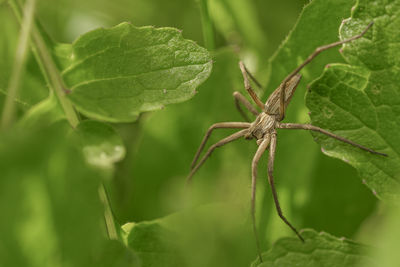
[55,23,212,122]
[251,229,374,267]
[306,0,400,202]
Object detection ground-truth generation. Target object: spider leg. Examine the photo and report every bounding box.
[278,22,374,121]
[241,63,264,90]
[251,136,271,263]
[268,131,304,242]
[239,61,265,110]
[187,128,249,184]
[191,122,251,170]
[233,91,259,122]
[277,123,387,156]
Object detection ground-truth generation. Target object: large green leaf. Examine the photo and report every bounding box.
[306,0,400,202]
[54,22,212,122]
[251,229,374,267]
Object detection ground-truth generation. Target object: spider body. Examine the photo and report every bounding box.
[187,22,386,263]
[246,112,276,141]
[246,73,302,142]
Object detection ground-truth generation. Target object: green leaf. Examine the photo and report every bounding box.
[306,0,400,202]
[123,221,183,267]
[54,22,212,122]
[251,229,374,267]
[75,120,126,169]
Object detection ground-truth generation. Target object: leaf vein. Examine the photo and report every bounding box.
[69,62,208,90]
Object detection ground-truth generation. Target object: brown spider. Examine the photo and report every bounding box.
[186,21,386,262]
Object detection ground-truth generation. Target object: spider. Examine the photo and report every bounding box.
[186,21,387,262]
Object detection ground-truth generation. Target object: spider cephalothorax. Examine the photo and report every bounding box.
[245,113,276,142]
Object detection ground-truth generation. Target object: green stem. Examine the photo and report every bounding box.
[1,0,36,130]
[8,0,80,128]
[31,27,80,127]
[198,0,215,50]
[99,183,119,240]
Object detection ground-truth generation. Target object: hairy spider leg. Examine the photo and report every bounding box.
[267,132,304,242]
[190,122,251,170]
[239,62,265,110]
[277,123,387,156]
[238,61,302,116]
[233,91,259,122]
[251,136,271,263]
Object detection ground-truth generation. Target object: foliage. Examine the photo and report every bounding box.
[56,23,212,122]
[0,0,399,266]
[251,229,374,267]
[307,0,400,202]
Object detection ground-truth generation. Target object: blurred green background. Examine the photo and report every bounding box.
[1,0,397,266]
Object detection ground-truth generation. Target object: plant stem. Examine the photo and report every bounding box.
[31,27,80,127]
[99,183,119,240]
[198,0,215,51]
[1,0,36,130]
[8,0,80,128]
